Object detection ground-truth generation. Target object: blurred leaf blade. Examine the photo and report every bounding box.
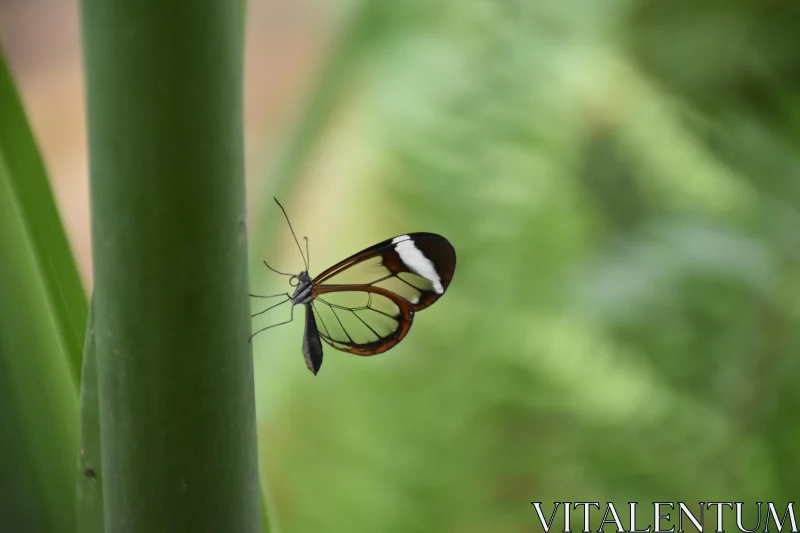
[0,42,84,533]
[0,156,79,533]
[0,48,88,388]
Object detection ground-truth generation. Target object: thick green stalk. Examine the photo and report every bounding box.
[81,0,261,531]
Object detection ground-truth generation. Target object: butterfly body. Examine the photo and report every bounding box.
[284,271,323,373]
[251,200,456,375]
[290,271,314,305]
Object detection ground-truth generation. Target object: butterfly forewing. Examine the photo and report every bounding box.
[311,285,413,355]
[313,255,385,286]
[313,233,456,312]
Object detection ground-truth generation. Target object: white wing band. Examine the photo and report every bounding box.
[392,235,444,294]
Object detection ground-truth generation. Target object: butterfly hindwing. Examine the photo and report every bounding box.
[311,285,414,355]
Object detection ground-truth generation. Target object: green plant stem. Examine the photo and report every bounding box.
[81,0,261,530]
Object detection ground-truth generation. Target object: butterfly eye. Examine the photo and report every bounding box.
[289,275,300,287]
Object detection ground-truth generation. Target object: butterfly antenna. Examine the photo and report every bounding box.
[274,198,308,271]
[262,260,293,277]
[304,236,310,272]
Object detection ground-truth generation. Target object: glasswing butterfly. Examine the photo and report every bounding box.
[250,199,457,375]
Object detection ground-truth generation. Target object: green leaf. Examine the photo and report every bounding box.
[0,49,88,388]
[0,151,79,532]
[0,44,84,533]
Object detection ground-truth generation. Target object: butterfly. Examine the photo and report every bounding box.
[250,198,457,375]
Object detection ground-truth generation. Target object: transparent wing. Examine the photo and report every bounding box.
[312,232,456,311]
[311,285,414,355]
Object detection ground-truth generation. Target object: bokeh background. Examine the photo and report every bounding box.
[3,0,799,531]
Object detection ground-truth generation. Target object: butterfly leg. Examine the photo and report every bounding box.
[251,296,291,318]
[249,292,291,299]
[249,302,296,343]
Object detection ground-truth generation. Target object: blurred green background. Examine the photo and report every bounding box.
[3,0,800,531]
